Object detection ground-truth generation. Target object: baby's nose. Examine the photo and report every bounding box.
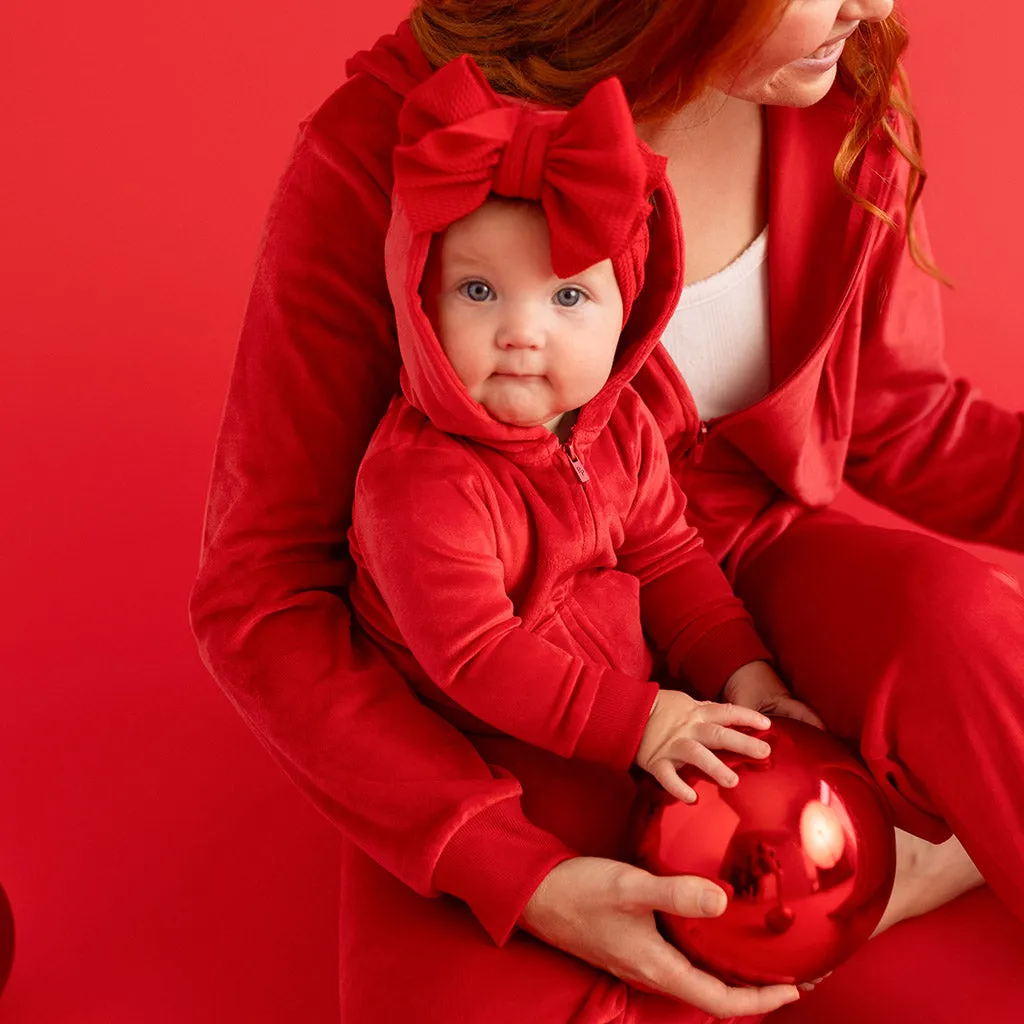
[496,320,544,349]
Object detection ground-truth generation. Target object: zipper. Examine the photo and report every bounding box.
[559,425,597,562]
[681,205,886,467]
[691,420,709,464]
[563,437,590,483]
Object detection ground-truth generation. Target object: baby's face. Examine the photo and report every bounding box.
[425,199,624,434]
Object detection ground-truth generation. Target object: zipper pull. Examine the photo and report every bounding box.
[563,440,589,483]
[692,421,709,465]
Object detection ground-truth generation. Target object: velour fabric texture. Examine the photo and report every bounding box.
[189,18,1024,1022]
[347,53,770,805]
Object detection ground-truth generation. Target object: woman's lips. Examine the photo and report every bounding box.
[791,35,849,73]
[811,24,860,55]
[807,25,857,60]
[809,40,841,60]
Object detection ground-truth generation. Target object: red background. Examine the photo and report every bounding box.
[2,1,1022,1021]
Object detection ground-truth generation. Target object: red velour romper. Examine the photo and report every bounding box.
[189,20,1024,1024]
[347,57,771,787]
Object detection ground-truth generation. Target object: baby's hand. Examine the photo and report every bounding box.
[636,690,772,802]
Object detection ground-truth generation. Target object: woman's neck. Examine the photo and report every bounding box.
[638,93,768,286]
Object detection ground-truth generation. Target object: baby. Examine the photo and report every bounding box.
[348,55,782,802]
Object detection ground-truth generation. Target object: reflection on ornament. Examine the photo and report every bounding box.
[800,797,845,870]
[629,716,896,986]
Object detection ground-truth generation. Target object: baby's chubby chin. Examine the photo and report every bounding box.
[476,376,561,429]
[482,398,557,430]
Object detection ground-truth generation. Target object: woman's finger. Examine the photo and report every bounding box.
[633,939,801,1018]
[771,696,827,730]
[612,866,727,919]
[798,969,833,992]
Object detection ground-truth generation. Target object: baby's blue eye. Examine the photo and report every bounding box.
[463,281,493,302]
[556,287,583,308]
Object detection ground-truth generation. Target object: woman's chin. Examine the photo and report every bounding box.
[759,65,839,108]
[728,64,839,109]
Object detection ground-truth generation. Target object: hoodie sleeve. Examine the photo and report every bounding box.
[187,73,574,947]
[845,197,1024,550]
[351,444,660,770]
[616,398,772,700]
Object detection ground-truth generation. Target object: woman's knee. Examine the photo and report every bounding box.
[887,537,1023,642]
[874,537,1024,718]
[733,519,1024,725]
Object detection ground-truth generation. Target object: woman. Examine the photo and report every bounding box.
[189,1,1022,1020]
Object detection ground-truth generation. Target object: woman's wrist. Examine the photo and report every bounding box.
[722,659,787,702]
[433,796,577,946]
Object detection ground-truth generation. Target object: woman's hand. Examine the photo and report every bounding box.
[519,857,801,1018]
[721,660,826,731]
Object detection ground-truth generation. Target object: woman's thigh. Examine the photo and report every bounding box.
[732,509,1024,843]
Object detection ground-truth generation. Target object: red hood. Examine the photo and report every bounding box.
[349,27,683,454]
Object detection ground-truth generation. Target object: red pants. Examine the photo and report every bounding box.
[734,511,1024,924]
[337,514,1024,1022]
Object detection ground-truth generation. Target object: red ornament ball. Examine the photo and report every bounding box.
[629,716,896,986]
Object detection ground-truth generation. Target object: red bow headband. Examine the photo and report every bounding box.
[392,55,666,281]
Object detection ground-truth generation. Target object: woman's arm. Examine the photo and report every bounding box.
[845,198,1024,549]
[188,72,574,945]
[615,396,772,699]
[350,443,659,769]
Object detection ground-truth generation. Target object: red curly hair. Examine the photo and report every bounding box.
[409,0,936,276]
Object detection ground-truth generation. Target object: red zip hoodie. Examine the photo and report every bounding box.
[347,56,771,781]
[189,20,1024,949]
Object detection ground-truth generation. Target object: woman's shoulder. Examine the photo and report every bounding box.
[295,69,406,190]
[296,20,430,186]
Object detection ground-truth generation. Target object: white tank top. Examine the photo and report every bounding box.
[660,226,771,421]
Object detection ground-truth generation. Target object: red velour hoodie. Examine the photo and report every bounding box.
[346,57,771,781]
[189,21,1024,949]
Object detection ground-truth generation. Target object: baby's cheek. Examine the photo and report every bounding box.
[567,362,613,407]
[445,346,490,398]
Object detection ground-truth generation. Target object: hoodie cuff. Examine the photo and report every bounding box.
[574,676,659,769]
[679,618,773,701]
[432,797,577,946]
